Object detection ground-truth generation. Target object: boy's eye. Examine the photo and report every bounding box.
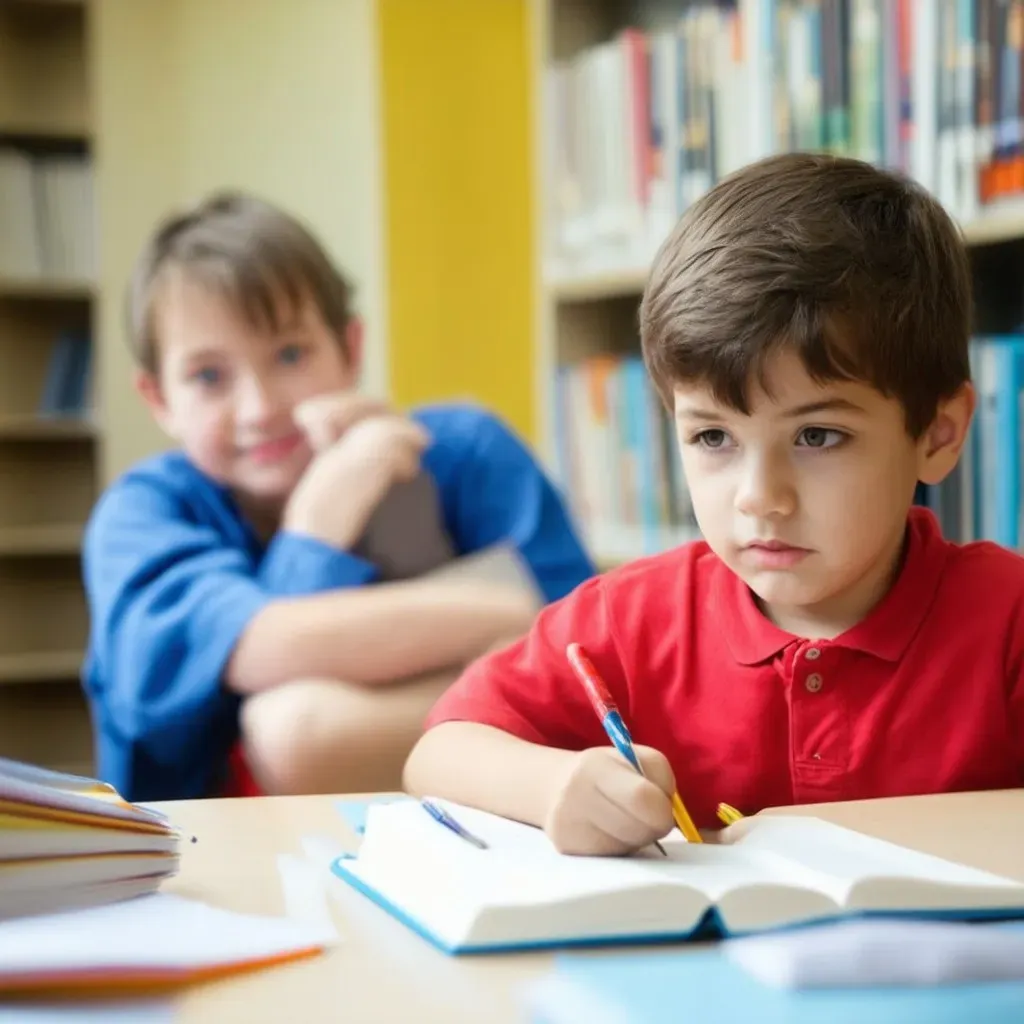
[693,428,732,450]
[277,343,306,366]
[191,366,223,386]
[796,427,846,449]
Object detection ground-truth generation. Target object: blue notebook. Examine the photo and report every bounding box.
[525,945,1024,1023]
[330,799,1024,955]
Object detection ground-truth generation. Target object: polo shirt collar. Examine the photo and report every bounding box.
[713,507,949,666]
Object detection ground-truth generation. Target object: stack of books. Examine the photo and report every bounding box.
[0,758,180,921]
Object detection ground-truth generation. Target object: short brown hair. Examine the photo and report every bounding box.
[640,153,972,437]
[127,191,354,374]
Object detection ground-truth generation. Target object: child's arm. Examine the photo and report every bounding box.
[404,722,674,855]
[224,574,535,694]
[402,578,676,855]
[82,465,530,800]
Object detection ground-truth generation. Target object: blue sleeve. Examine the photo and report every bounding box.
[423,406,596,603]
[82,474,377,801]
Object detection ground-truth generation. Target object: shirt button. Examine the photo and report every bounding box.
[805,647,821,660]
[805,673,823,693]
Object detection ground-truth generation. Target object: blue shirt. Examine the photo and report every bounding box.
[82,404,595,801]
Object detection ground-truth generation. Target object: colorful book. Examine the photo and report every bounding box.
[0,757,180,921]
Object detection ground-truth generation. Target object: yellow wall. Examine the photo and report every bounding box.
[378,0,535,441]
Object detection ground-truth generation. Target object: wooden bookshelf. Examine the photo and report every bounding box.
[0,0,95,773]
[533,0,1024,569]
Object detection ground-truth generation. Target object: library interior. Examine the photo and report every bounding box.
[2,1,1024,1021]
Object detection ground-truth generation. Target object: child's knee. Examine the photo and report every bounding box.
[240,678,346,794]
[239,677,424,794]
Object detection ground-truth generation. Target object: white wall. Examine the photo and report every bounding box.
[94,0,386,483]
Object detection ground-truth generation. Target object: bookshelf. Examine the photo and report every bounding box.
[532,0,1024,570]
[0,0,96,775]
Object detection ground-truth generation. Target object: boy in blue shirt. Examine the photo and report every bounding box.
[82,192,595,802]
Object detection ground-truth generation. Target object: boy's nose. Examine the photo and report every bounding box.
[236,375,282,426]
[734,455,796,519]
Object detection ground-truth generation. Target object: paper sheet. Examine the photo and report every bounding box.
[0,892,335,989]
[724,919,1024,989]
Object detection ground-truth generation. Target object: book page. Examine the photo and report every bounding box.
[722,816,1024,910]
[351,801,837,946]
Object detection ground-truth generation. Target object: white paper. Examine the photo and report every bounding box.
[724,919,1024,989]
[0,892,336,983]
[277,852,340,940]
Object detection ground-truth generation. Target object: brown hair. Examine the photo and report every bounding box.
[126,191,354,374]
[640,152,972,437]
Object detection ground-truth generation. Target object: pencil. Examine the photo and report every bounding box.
[671,792,703,843]
[716,802,745,826]
[566,643,703,846]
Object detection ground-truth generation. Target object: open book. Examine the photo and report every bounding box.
[331,799,1024,954]
[0,758,180,920]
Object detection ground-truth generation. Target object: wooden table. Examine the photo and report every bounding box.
[151,788,1024,1023]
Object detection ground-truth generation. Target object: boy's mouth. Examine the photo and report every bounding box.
[244,432,305,465]
[743,539,811,569]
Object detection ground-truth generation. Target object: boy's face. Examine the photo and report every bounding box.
[673,349,972,638]
[139,273,360,510]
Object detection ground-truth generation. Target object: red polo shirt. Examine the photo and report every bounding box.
[426,508,1024,827]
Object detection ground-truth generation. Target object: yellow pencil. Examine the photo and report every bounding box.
[670,791,703,844]
[716,802,744,826]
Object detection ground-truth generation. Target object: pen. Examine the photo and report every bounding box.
[566,643,703,847]
[421,798,489,850]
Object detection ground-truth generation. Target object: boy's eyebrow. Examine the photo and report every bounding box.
[180,348,226,364]
[675,397,865,420]
[782,398,865,417]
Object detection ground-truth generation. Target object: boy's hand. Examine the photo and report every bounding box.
[293,392,391,452]
[285,403,430,550]
[543,746,675,856]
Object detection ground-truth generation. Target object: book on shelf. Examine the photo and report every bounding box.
[543,0,1021,282]
[555,353,699,562]
[0,757,180,921]
[331,798,1024,955]
[923,333,1024,548]
[0,145,94,282]
[38,327,92,417]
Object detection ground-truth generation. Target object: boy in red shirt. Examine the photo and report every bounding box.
[405,152,1024,854]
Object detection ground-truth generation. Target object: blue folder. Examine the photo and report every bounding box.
[526,943,1024,1024]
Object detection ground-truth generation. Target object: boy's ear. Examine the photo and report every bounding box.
[344,317,364,380]
[135,370,177,439]
[916,382,975,486]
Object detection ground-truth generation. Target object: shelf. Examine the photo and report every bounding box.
[7,1,87,8]
[0,414,95,440]
[0,277,94,301]
[0,0,89,141]
[960,206,1024,247]
[546,264,650,302]
[0,524,82,555]
[543,209,1024,303]
[0,649,82,683]
[0,681,92,774]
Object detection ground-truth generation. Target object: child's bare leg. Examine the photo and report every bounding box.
[239,670,460,795]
